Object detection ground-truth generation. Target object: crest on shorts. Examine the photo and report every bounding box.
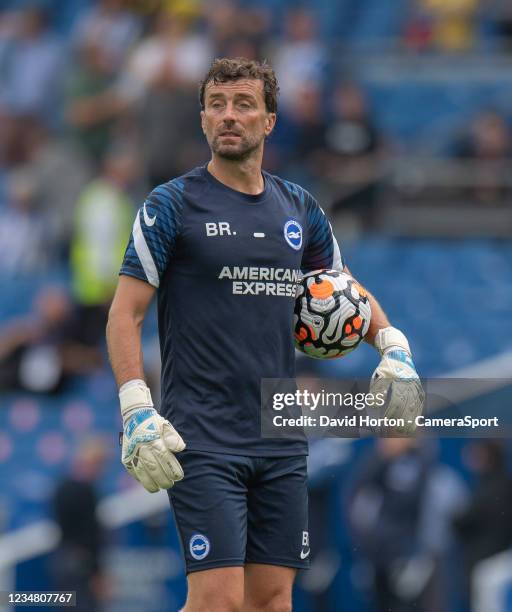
[189,533,210,560]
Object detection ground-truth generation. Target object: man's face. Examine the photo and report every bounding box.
[201,78,276,161]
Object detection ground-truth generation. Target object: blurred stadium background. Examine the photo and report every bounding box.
[1,0,512,610]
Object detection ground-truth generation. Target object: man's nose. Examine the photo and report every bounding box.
[222,102,237,123]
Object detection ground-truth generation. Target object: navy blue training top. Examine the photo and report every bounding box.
[120,165,344,456]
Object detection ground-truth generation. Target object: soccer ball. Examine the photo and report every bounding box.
[294,270,371,359]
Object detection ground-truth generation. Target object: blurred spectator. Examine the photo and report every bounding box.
[52,437,108,612]
[72,0,142,71]
[348,439,466,612]
[455,110,512,204]
[206,1,270,59]
[453,440,512,600]
[0,114,40,168]
[0,286,103,393]
[325,83,383,226]
[269,81,328,188]
[70,145,137,342]
[0,169,47,276]
[457,110,512,158]
[285,82,328,166]
[404,9,434,52]
[325,83,381,167]
[136,83,207,186]
[4,117,92,259]
[64,40,128,163]
[205,0,239,56]
[124,8,211,184]
[417,457,470,610]
[431,0,480,50]
[406,0,479,52]
[0,7,64,122]
[126,7,212,90]
[486,0,512,51]
[272,8,326,113]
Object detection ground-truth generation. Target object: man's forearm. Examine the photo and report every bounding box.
[109,308,186,493]
[106,310,145,388]
[364,291,391,346]
[343,265,390,346]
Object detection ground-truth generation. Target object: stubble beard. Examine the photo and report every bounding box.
[210,133,262,161]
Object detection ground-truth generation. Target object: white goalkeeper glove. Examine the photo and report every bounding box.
[369,327,425,433]
[119,379,185,492]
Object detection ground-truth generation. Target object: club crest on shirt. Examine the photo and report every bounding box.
[284,219,302,250]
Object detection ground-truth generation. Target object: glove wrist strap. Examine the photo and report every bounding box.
[119,379,153,419]
[374,326,411,357]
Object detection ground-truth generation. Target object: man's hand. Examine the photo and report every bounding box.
[120,380,185,492]
[369,327,425,433]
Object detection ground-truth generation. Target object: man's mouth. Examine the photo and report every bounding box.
[219,131,241,137]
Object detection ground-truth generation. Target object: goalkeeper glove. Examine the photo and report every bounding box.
[369,327,425,433]
[119,379,185,492]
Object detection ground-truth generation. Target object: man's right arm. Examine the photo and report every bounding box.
[106,274,185,493]
[106,274,155,387]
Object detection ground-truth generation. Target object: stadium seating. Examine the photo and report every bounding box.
[1,239,511,531]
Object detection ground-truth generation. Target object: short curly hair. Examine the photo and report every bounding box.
[199,57,279,114]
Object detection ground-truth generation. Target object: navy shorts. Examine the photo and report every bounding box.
[168,451,310,573]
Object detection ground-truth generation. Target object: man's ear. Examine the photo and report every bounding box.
[265,113,277,137]
[200,110,206,134]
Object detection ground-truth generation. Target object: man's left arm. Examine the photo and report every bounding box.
[301,191,424,429]
[345,265,425,429]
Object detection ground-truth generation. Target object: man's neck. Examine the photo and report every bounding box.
[207,156,264,195]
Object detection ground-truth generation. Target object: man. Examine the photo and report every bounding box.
[52,437,108,611]
[106,58,422,612]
